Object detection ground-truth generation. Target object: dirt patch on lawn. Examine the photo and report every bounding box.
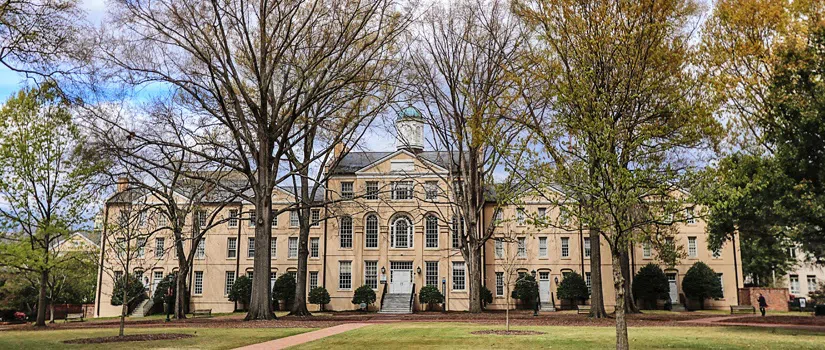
[723,316,825,326]
[63,333,194,344]
[471,330,546,336]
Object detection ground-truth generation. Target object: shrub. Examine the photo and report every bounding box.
[682,262,723,310]
[152,273,177,304]
[272,274,296,310]
[808,282,825,305]
[419,285,444,310]
[111,274,146,306]
[632,263,669,309]
[351,285,377,306]
[308,287,331,311]
[228,275,252,308]
[512,274,538,309]
[480,285,493,308]
[557,272,589,305]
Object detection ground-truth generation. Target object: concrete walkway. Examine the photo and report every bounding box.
[234,323,372,350]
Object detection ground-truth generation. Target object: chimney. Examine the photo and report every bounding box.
[333,142,348,158]
[116,177,129,193]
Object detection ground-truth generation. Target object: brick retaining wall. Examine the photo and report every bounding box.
[738,288,789,311]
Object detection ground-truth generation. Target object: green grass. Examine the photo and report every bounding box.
[298,323,825,350]
[0,327,314,350]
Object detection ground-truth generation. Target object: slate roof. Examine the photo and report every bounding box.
[329,151,461,175]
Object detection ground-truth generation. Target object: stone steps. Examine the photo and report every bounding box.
[379,293,412,314]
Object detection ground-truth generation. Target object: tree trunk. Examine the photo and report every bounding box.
[589,230,608,318]
[175,259,188,319]
[621,247,640,314]
[49,303,54,323]
[290,208,311,316]
[466,245,483,313]
[612,252,629,350]
[35,270,48,327]
[245,190,275,320]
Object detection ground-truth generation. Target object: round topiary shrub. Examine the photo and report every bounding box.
[557,272,589,305]
[272,274,296,311]
[308,287,331,311]
[111,274,146,306]
[351,285,377,307]
[682,261,723,310]
[512,274,538,309]
[632,263,669,310]
[419,285,444,311]
[228,275,252,309]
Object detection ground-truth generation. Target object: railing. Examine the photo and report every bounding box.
[380,282,388,311]
[409,283,416,313]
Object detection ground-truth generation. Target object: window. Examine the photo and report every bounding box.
[392,181,413,200]
[808,276,817,293]
[559,208,569,225]
[288,237,298,258]
[790,275,800,294]
[247,237,255,258]
[517,237,527,258]
[309,271,319,290]
[138,211,146,227]
[228,209,239,227]
[289,271,297,281]
[425,215,439,248]
[339,261,352,290]
[496,272,504,296]
[713,246,722,259]
[311,209,321,227]
[194,271,203,295]
[643,242,652,258]
[452,262,465,290]
[561,237,569,258]
[495,239,503,259]
[341,182,354,199]
[155,238,165,258]
[539,237,548,258]
[586,272,592,294]
[310,237,319,258]
[425,181,439,200]
[493,209,503,223]
[584,237,591,258]
[538,207,547,219]
[688,237,697,258]
[426,261,438,287]
[270,237,277,258]
[789,247,797,258]
[272,211,278,227]
[153,271,163,292]
[247,271,253,279]
[391,216,413,248]
[271,272,277,289]
[685,208,696,224]
[249,211,256,227]
[197,210,207,228]
[137,238,146,258]
[227,237,237,258]
[290,211,299,227]
[365,214,378,248]
[114,271,124,282]
[451,216,463,249]
[365,181,379,200]
[340,216,353,248]
[516,208,525,225]
[157,212,167,226]
[195,238,206,259]
[717,273,724,295]
[365,261,378,289]
[225,271,236,295]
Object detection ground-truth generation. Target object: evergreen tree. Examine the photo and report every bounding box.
[633,264,670,310]
[272,274,296,311]
[228,276,252,309]
[557,272,589,306]
[308,287,330,311]
[351,285,377,307]
[682,262,723,310]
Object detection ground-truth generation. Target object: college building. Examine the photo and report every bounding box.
[93,109,744,317]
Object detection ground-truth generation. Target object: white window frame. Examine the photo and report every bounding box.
[341,181,354,199]
[790,275,800,294]
[584,237,591,258]
[228,209,239,228]
[390,216,413,249]
[225,271,236,295]
[495,239,503,259]
[365,214,379,249]
[155,238,165,258]
[539,237,548,258]
[425,215,439,248]
[561,237,569,258]
[311,209,321,227]
[808,276,817,293]
[516,208,526,226]
[309,271,319,290]
[426,261,438,287]
[193,271,203,295]
[685,208,696,224]
[247,237,255,258]
[290,211,299,228]
[425,181,439,200]
[452,261,466,291]
[517,237,527,258]
[391,181,413,200]
[365,181,379,200]
[643,242,652,258]
[688,237,697,258]
[248,211,256,227]
[364,261,378,290]
[339,261,352,290]
[270,237,276,259]
[496,272,504,296]
[288,237,298,259]
[227,237,237,259]
[310,237,319,258]
[195,238,206,259]
[340,216,353,249]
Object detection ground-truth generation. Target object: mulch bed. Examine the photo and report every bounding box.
[471,330,546,336]
[63,333,194,344]
[723,316,825,326]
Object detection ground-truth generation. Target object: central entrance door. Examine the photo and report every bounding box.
[538,272,551,305]
[390,261,414,293]
[667,273,678,304]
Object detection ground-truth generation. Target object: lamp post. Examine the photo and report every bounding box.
[531,270,539,316]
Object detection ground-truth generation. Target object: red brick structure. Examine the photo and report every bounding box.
[739,288,789,311]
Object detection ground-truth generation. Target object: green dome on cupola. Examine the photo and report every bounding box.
[395,106,424,153]
[398,106,423,121]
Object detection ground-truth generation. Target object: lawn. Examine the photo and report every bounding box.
[0,327,314,350]
[298,323,825,350]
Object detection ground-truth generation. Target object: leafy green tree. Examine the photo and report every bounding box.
[557,272,589,306]
[351,285,376,307]
[111,274,146,307]
[272,274,296,311]
[633,264,670,310]
[228,276,252,309]
[418,285,444,311]
[308,287,330,311]
[512,274,538,309]
[682,262,723,310]
[0,84,104,326]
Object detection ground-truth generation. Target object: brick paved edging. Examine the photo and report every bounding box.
[234,323,372,350]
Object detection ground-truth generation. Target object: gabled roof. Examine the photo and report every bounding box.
[330,150,461,175]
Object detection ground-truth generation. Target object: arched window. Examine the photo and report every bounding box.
[391,216,413,248]
[425,215,439,248]
[365,214,379,248]
[340,216,353,248]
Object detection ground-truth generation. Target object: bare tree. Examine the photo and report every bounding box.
[404,0,529,313]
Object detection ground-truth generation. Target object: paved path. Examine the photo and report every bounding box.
[234,323,372,350]
[679,315,825,332]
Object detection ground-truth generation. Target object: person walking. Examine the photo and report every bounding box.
[757,293,768,317]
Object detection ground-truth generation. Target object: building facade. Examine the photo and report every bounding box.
[93,113,744,317]
[784,247,824,300]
